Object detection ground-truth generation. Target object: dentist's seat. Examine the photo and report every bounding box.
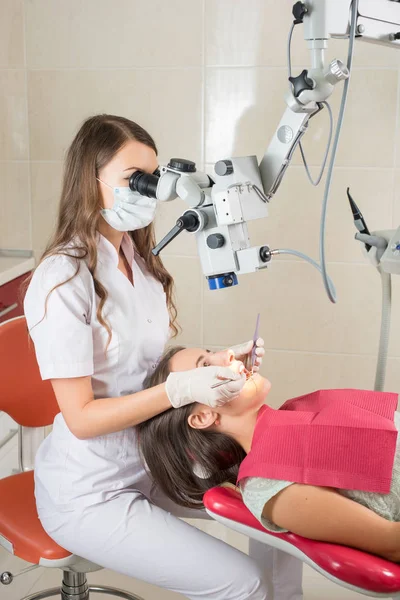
[204,486,400,598]
[0,316,144,600]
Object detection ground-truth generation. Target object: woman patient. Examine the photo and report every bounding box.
[138,346,400,562]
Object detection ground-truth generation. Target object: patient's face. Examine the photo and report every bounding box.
[169,347,270,417]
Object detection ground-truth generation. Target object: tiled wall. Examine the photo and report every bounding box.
[0,1,30,250]
[2,0,400,406]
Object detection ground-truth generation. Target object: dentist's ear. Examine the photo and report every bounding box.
[188,406,220,430]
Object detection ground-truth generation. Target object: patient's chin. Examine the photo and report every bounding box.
[242,374,270,409]
[250,373,271,396]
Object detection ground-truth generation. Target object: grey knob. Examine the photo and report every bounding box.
[326,59,349,84]
[215,160,234,176]
[207,234,225,249]
[1,572,13,585]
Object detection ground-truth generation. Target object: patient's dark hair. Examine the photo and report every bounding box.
[137,347,245,509]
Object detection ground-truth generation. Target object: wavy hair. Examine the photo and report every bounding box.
[24,114,179,341]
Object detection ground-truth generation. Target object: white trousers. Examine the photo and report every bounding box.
[38,487,303,600]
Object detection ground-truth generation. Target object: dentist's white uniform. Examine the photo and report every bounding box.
[24,232,303,600]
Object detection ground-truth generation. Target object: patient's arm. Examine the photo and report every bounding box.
[262,484,400,561]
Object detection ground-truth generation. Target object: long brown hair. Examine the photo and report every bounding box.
[25,114,178,339]
[138,347,245,509]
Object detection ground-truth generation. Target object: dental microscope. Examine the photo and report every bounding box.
[129,0,400,293]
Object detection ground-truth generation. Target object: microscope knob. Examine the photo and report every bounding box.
[260,246,272,263]
[215,160,234,176]
[327,59,349,82]
[0,572,13,585]
[207,234,225,249]
[292,2,308,25]
[167,158,196,173]
[289,70,314,98]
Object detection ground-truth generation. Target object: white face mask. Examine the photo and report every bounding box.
[97,178,157,232]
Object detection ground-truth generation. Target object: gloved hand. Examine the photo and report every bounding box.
[165,366,246,409]
[230,338,265,372]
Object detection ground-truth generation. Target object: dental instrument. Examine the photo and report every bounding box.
[243,313,261,373]
[347,188,371,251]
[210,379,236,390]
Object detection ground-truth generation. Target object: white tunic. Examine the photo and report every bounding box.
[24,233,170,512]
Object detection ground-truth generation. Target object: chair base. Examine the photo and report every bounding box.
[21,571,145,600]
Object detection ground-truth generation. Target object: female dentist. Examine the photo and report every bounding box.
[24,114,303,600]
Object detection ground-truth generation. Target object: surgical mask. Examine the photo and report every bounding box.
[97,178,157,232]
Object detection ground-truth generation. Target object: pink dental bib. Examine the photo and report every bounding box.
[238,389,398,494]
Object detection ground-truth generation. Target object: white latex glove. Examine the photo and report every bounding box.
[230,337,265,372]
[165,366,246,408]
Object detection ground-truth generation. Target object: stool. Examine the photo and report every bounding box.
[0,316,144,600]
[204,486,400,598]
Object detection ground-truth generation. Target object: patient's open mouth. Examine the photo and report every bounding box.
[244,369,259,391]
[244,367,253,380]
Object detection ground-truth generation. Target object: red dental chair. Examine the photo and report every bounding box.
[204,486,400,598]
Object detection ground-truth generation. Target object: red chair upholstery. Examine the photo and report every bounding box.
[0,470,70,564]
[204,486,400,597]
[0,317,68,564]
[0,316,58,426]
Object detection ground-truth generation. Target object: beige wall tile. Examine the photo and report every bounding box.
[387,358,400,396]
[205,68,397,168]
[203,261,396,355]
[0,163,31,249]
[206,0,297,67]
[0,0,24,67]
[205,67,288,164]
[0,71,28,160]
[30,162,63,255]
[393,169,400,227]
[262,351,400,408]
[206,0,400,68]
[154,197,198,258]
[388,275,400,358]
[28,69,202,163]
[162,256,202,346]
[246,166,393,264]
[298,69,398,168]
[25,0,202,68]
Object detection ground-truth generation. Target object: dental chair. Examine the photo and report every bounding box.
[0,316,144,600]
[204,486,400,598]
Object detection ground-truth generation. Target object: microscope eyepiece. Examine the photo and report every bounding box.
[129,170,159,199]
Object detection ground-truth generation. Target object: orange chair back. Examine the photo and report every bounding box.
[0,317,59,427]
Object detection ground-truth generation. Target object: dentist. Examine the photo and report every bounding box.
[24,114,303,600]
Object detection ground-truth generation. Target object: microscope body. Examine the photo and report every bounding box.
[150,157,270,289]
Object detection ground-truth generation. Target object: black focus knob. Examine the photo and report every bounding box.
[167,158,196,173]
[207,234,225,249]
[177,211,199,233]
[292,2,308,24]
[289,69,314,98]
[222,274,235,287]
[260,246,271,263]
[215,160,234,176]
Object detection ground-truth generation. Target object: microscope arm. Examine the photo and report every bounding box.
[259,0,400,201]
